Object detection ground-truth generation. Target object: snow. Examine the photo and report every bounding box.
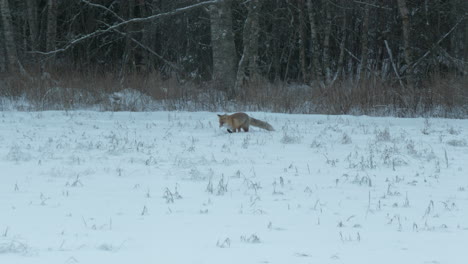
[1,111,467,264]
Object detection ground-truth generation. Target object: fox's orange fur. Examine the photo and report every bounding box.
[217,112,274,133]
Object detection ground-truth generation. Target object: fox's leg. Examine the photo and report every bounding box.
[227,129,233,133]
[242,126,249,132]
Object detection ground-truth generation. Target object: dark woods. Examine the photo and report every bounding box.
[0,0,467,115]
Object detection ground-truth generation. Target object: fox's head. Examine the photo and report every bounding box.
[217,114,228,128]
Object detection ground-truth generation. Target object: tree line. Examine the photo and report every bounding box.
[0,0,467,112]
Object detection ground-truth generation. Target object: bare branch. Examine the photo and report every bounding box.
[384,40,409,109]
[82,0,181,72]
[384,40,405,90]
[81,0,123,21]
[410,16,467,71]
[99,21,182,72]
[353,1,392,10]
[33,0,220,56]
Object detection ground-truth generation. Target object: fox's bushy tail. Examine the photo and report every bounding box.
[250,118,274,131]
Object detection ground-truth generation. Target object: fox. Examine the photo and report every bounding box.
[217,112,274,133]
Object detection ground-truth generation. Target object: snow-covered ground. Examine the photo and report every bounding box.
[1,111,467,264]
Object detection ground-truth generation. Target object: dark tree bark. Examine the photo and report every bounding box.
[0,0,21,72]
[248,1,260,78]
[121,0,136,75]
[26,0,39,52]
[462,0,468,75]
[334,2,348,80]
[321,0,332,82]
[298,0,308,82]
[235,0,261,91]
[46,0,57,52]
[209,0,237,97]
[359,3,370,81]
[45,0,58,69]
[397,0,413,87]
[465,14,468,75]
[306,0,322,81]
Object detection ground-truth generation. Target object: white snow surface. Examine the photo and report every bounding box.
[0,111,467,264]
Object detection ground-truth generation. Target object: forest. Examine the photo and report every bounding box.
[0,0,467,116]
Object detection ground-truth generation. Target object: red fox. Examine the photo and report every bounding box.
[217,112,274,133]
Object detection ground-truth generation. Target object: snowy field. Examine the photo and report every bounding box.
[1,111,467,264]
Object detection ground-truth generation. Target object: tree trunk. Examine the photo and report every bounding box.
[465,13,468,75]
[122,0,136,75]
[140,2,153,72]
[0,35,5,72]
[46,0,57,68]
[298,0,308,82]
[321,0,332,83]
[46,0,57,52]
[248,0,260,79]
[359,3,370,81]
[397,0,413,87]
[462,0,468,75]
[234,0,261,92]
[26,0,38,51]
[209,0,237,98]
[334,4,347,80]
[0,0,20,72]
[270,1,281,82]
[306,0,322,81]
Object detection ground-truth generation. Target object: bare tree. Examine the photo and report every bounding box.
[46,0,58,53]
[209,0,237,97]
[235,0,261,92]
[0,0,21,72]
[465,14,468,75]
[321,0,332,82]
[334,0,348,81]
[248,1,260,79]
[306,0,322,81]
[26,0,39,52]
[397,0,413,87]
[298,0,308,82]
[359,2,370,81]
[462,0,468,74]
[121,0,136,75]
[1,0,466,113]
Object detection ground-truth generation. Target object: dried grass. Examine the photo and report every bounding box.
[1,68,466,117]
